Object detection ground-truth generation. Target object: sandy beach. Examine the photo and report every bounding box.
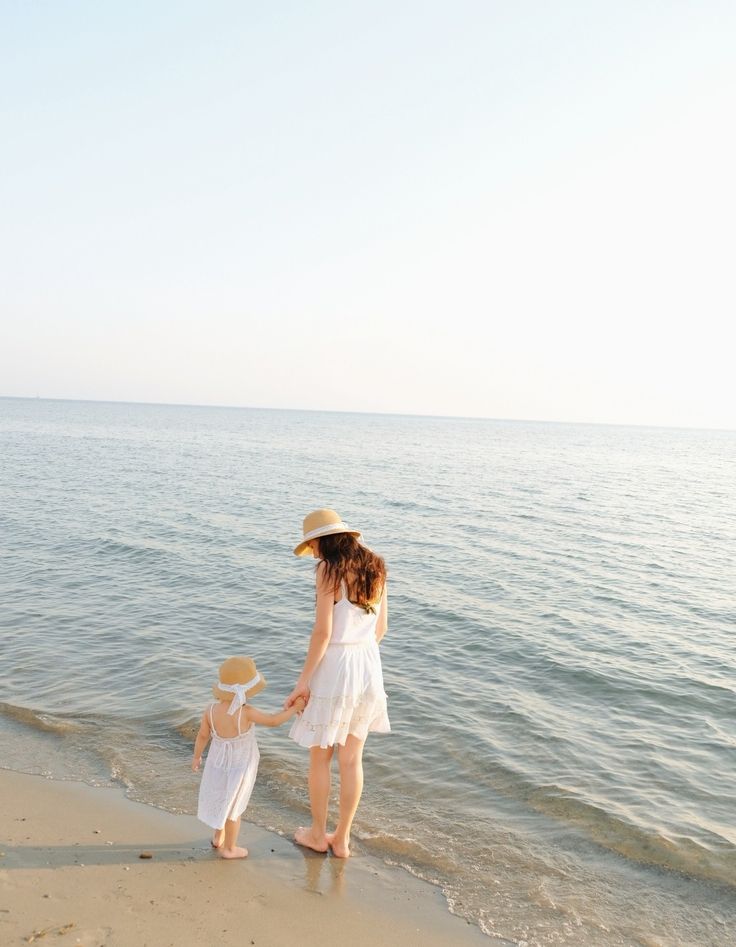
[0,769,496,947]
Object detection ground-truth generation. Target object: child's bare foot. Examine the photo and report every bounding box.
[211,829,224,849]
[325,832,350,858]
[219,845,248,859]
[294,826,328,853]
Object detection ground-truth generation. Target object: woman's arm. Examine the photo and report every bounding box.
[284,562,334,707]
[375,583,388,643]
[247,696,306,727]
[191,711,211,771]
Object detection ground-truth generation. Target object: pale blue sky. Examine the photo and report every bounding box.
[2,2,734,428]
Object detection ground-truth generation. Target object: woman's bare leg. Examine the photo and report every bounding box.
[220,817,247,859]
[327,734,365,857]
[295,745,333,852]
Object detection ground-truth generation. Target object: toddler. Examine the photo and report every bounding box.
[192,655,304,858]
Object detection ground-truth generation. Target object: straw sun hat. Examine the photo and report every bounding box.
[212,656,266,706]
[293,508,361,557]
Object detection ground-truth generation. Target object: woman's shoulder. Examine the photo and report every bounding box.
[314,559,333,591]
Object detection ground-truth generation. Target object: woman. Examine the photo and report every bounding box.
[285,508,390,857]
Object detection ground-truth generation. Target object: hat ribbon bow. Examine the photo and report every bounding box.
[218,673,261,715]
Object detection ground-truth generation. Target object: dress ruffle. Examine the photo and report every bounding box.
[289,690,390,749]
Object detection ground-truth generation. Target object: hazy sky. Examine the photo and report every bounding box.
[2,2,734,428]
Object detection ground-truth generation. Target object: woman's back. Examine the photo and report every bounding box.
[330,579,382,645]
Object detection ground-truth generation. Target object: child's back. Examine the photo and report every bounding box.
[208,700,253,738]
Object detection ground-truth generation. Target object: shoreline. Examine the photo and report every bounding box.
[0,768,499,946]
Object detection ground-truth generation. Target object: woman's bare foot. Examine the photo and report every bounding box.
[219,845,248,859]
[325,832,350,858]
[211,829,224,849]
[294,826,328,853]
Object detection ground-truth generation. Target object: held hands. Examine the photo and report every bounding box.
[284,681,310,710]
[292,695,307,714]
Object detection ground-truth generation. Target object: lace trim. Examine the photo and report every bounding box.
[295,713,383,733]
[307,692,387,705]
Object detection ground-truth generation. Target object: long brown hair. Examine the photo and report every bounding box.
[317,533,386,609]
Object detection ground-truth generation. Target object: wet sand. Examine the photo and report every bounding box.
[0,769,498,946]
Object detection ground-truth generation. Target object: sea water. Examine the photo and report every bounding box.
[1,397,734,945]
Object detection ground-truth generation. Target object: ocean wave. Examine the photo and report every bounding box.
[356,829,460,875]
[526,784,736,887]
[519,654,734,717]
[91,536,173,562]
[174,716,200,740]
[0,701,88,735]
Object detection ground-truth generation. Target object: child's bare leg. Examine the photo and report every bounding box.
[211,827,224,849]
[327,734,365,857]
[294,745,333,852]
[220,817,247,859]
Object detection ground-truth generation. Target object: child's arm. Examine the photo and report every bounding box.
[191,711,211,771]
[246,696,306,728]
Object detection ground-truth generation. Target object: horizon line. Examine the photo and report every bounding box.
[0,394,734,434]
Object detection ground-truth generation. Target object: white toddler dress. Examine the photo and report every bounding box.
[289,580,391,749]
[197,704,260,829]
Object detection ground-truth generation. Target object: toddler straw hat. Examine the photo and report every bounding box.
[212,656,266,713]
[293,508,361,557]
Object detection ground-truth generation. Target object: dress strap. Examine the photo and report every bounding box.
[208,703,218,737]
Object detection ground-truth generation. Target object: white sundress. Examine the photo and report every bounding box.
[197,703,260,830]
[289,580,391,749]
